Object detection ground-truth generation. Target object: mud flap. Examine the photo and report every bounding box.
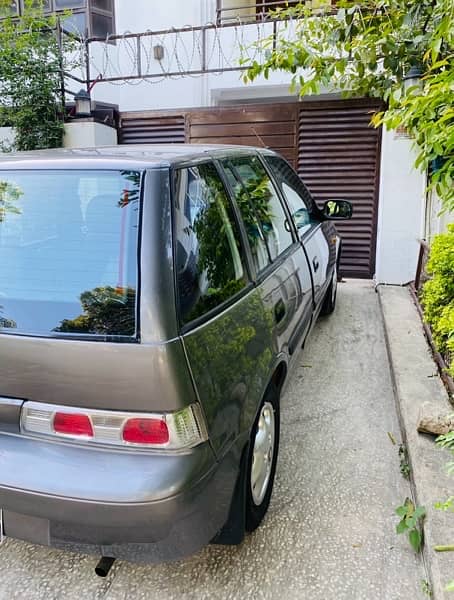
[210,442,249,546]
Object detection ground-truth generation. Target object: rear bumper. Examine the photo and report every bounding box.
[0,433,241,563]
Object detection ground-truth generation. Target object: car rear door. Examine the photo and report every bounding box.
[219,153,313,360]
[264,155,336,308]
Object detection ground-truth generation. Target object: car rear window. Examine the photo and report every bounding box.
[0,169,141,339]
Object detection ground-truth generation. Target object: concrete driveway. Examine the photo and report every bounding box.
[0,281,425,600]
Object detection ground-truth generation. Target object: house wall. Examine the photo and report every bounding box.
[0,123,117,151]
[70,2,434,284]
[425,189,454,241]
[375,129,427,285]
[82,1,296,112]
[6,0,427,285]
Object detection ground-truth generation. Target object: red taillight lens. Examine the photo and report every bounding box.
[53,412,94,437]
[22,402,206,449]
[122,418,169,445]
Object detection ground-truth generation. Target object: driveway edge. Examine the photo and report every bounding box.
[378,284,454,600]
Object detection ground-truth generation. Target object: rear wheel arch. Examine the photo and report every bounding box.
[270,361,287,396]
[213,365,285,544]
[245,360,286,439]
[245,382,280,531]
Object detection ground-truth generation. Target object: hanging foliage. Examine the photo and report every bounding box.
[243,0,454,211]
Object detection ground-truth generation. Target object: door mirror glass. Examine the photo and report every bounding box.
[292,207,311,229]
[322,200,353,220]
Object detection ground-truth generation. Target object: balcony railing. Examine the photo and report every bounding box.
[64,1,337,94]
[216,0,335,24]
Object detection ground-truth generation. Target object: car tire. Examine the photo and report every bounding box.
[320,266,337,316]
[245,385,280,532]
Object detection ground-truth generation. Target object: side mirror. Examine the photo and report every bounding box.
[322,200,353,220]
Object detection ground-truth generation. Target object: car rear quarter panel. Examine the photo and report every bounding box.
[0,335,196,413]
[182,287,277,457]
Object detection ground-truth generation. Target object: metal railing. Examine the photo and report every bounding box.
[63,2,337,93]
[216,0,334,24]
[77,15,298,89]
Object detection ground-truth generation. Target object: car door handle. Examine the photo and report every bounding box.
[312,257,319,272]
[274,299,286,324]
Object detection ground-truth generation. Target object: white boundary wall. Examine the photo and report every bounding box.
[63,121,118,148]
[425,189,454,242]
[375,129,427,284]
[1,123,117,151]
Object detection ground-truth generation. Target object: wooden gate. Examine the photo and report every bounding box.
[188,104,299,168]
[119,99,381,278]
[298,99,382,278]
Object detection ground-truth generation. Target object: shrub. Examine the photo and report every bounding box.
[421,224,454,376]
[0,0,77,151]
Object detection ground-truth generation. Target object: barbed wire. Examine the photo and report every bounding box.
[66,18,298,88]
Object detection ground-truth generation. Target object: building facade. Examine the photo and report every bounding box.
[3,0,436,283]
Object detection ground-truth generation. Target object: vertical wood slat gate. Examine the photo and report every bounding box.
[119,99,381,278]
[297,99,382,278]
[119,111,186,144]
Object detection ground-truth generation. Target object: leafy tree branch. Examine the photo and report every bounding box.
[242,0,454,210]
[0,0,78,151]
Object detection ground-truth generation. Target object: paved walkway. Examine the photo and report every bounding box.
[379,285,454,599]
[0,281,425,599]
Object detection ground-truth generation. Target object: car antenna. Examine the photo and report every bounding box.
[250,127,268,148]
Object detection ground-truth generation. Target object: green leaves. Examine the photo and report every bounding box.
[242,0,454,212]
[0,0,78,151]
[409,529,423,553]
[435,496,454,512]
[421,225,454,376]
[396,519,408,534]
[395,498,426,553]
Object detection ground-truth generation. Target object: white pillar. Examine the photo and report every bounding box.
[374,128,427,284]
[63,120,118,148]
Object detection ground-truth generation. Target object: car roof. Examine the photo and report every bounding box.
[0,144,275,170]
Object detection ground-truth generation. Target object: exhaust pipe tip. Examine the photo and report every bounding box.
[95,556,115,577]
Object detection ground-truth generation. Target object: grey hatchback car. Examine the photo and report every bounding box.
[0,144,352,569]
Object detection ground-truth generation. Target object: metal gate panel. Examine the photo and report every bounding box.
[119,112,186,144]
[119,99,381,278]
[298,99,382,279]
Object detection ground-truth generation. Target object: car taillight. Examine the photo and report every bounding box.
[122,418,169,445]
[20,402,207,450]
[53,412,94,438]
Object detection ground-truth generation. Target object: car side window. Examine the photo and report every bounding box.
[264,155,320,236]
[221,162,271,274]
[174,162,248,325]
[224,155,294,266]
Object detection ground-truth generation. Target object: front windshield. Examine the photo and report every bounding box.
[0,169,141,338]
